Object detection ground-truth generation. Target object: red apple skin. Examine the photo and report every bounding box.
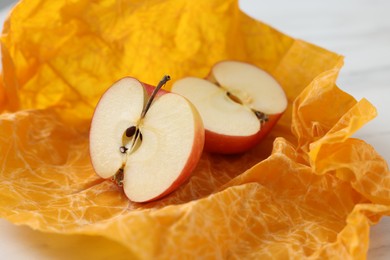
[136,103,205,203]
[204,113,283,154]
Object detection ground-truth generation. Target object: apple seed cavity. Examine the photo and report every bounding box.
[213,78,269,125]
[225,88,268,125]
[226,91,243,105]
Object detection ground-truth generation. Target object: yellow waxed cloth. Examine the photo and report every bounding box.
[0,0,389,259]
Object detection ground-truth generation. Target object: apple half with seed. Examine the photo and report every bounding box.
[89,76,204,203]
[172,61,287,154]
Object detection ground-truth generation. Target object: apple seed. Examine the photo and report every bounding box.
[120,146,128,153]
[126,126,137,137]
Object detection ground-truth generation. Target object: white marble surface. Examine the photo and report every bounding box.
[0,0,389,259]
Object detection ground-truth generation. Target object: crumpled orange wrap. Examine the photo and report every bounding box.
[0,0,389,259]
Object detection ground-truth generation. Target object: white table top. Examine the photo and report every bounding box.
[1,0,389,259]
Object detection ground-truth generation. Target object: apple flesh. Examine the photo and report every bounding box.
[89,77,204,202]
[171,61,287,154]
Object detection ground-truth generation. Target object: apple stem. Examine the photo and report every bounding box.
[131,128,141,148]
[141,75,171,118]
[112,168,124,186]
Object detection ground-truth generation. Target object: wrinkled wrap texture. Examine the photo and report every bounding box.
[1,0,389,259]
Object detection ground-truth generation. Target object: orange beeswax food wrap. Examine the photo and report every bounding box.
[0,0,389,259]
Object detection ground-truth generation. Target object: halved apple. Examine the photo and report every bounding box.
[89,76,204,202]
[172,61,287,154]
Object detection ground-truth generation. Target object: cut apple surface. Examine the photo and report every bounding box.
[89,77,204,202]
[172,61,287,154]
